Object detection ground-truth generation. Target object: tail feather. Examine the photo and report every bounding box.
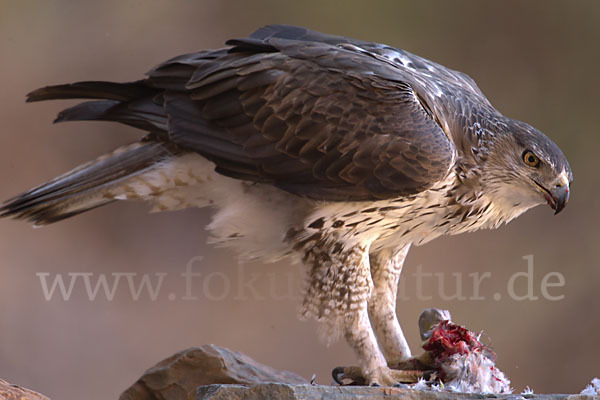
[0,141,180,225]
[28,80,169,132]
[26,81,155,102]
[54,98,168,132]
[3,80,181,224]
[54,100,119,122]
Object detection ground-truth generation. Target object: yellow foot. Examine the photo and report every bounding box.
[332,365,424,386]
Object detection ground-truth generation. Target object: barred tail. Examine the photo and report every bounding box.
[0,141,180,225]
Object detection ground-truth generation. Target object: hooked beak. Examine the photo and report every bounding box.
[534,180,570,215]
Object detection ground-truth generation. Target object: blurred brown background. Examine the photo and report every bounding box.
[1,1,599,399]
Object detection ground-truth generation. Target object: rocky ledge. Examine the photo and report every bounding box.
[119,345,598,400]
[196,383,596,400]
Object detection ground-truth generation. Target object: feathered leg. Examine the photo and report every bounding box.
[298,236,420,386]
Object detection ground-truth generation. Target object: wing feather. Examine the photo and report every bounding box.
[144,33,458,200]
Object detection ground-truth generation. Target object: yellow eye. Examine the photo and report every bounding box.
[522,150,540,167]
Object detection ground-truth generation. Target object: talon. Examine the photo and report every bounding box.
[331,366,365,386]
[332,366,345,385]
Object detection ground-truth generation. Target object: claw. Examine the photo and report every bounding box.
[332,366,345,385]
[332,366,365,386]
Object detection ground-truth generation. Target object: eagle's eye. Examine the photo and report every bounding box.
[522,150,540,168]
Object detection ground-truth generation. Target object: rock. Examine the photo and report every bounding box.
[195,383,600,400]
[120,345,598,400]
[0,378,51,400]
[119,344,307,400]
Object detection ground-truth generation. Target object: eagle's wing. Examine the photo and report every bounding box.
[19,25,459,203]
[145,30,456,201]
[249,25,491,107]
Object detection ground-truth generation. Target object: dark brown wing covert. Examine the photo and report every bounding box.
[148,34,455,200]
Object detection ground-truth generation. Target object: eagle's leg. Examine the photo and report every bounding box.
[340,300,423,385]
[299,237,419,386]
[368,245,412,367]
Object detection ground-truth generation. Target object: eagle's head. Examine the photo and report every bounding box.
[480,120,572,219]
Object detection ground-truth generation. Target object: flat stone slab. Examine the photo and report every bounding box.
[196,383,599,400]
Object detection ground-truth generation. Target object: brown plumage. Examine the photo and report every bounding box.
[1,25,572,387]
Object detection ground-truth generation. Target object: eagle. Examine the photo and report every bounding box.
[0,25,572,385]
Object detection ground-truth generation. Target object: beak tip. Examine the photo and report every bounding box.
[551,186,569,215]
[554,204,566,215]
